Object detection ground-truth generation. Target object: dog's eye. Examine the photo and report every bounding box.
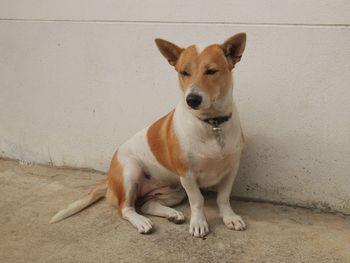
[205,68,218,75]
[180,70,191,77]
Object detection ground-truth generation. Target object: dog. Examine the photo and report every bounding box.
[50,33,247,238]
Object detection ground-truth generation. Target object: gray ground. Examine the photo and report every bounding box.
[0,159,349,263]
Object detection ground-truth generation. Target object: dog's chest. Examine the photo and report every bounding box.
[192,153,235,188]
[187,135,242,188]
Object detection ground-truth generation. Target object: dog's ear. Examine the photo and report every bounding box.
[155,38,183,67]
[222,33,246,70]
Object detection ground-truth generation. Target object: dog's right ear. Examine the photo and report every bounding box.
[222,33,247,70]
[155,38,183,67]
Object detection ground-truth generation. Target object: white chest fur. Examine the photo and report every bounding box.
[174,101,243,188]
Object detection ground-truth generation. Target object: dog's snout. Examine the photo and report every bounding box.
[186,94,202,109]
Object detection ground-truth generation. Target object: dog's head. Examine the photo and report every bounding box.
[155,33,246,113]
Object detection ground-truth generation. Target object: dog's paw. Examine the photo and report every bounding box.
[167,210,185,224]
[124,212,154,234]
[223,214,246,231]
[135,215,154,234]
[189,216,209,237]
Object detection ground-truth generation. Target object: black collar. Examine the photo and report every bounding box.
[200,113,232,128]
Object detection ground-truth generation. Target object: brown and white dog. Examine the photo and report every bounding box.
[51,33,247,238]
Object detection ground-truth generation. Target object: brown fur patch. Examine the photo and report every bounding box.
[107,152,125,214]
[147,110,187,176]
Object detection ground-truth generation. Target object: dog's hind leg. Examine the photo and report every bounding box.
[140,200,185,224]
[140,187,186,224]
[108,153,153,234]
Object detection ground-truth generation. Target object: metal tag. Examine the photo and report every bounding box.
[213,127,224,148]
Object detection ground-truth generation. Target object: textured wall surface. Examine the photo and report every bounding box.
[0,1,349,213]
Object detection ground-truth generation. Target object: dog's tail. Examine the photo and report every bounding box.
[50,179,108,224]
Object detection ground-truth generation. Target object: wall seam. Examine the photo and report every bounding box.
[0,18,349,28]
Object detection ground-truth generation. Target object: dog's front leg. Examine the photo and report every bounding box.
[180,173,209,237]
[216,161,246,231]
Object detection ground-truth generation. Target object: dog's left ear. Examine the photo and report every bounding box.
[222,33,247,70]
[155,38,183,67]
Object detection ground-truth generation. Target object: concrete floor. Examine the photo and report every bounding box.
[0,159,349,263]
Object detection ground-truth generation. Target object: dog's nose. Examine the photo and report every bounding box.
[186,94,202,109]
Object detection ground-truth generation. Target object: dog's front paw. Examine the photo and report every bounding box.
[223,214,246,231]
[189,216,209,237]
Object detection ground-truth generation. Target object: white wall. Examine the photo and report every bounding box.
[1,1,349,214]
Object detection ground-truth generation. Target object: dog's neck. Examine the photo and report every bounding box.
[174,91,241,150]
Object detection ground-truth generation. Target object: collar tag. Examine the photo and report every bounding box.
[197,113,231,148]
[212,127,222,132]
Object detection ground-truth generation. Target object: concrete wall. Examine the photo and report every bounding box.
[1,1,349,214]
